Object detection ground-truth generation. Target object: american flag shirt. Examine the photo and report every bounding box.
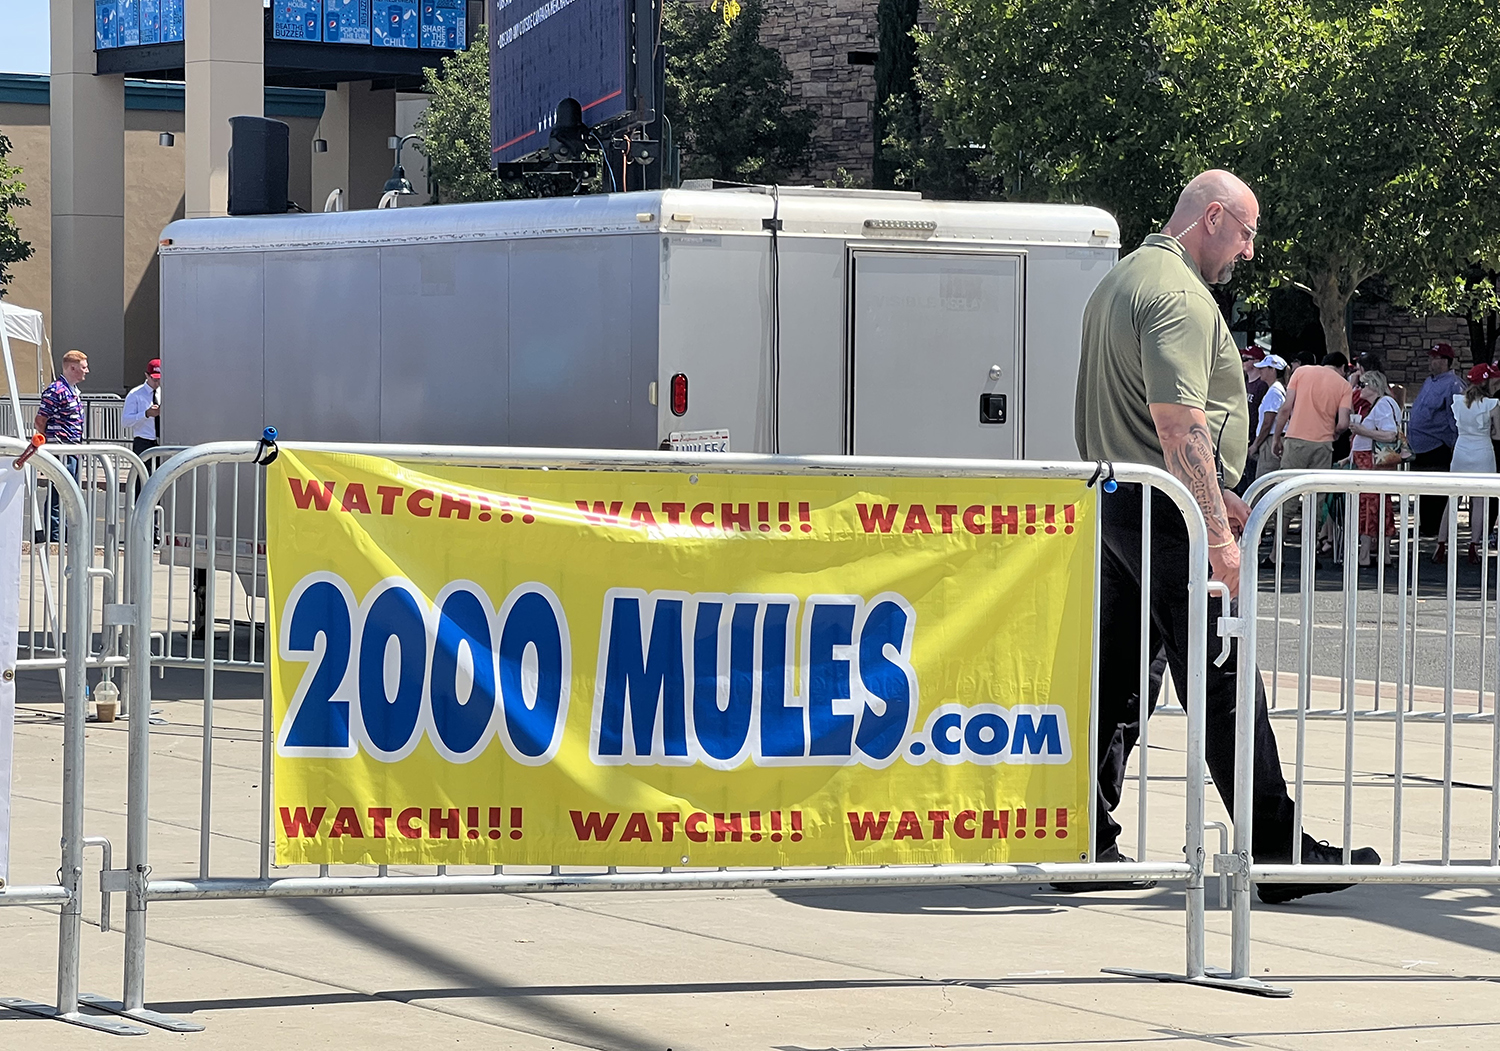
[38,377,84,444]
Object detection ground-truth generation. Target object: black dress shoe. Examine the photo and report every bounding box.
[1256,835,1380,904]
[1050,852,1158,893]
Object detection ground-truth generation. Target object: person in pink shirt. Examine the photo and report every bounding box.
[1272,350,1353,469]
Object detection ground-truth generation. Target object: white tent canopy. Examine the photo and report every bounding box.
[0,301,45,348]
[0,300,50,439]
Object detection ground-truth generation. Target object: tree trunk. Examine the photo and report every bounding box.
[1309,269,1353,363]
[873,0,919,190]
[1468,310,1499,366]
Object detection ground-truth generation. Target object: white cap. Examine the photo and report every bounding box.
[1254,353,1288,371]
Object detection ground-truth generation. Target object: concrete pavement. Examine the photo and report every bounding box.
[3,677,1500,1049]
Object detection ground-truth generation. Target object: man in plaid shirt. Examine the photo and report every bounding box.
[34,349,89,541]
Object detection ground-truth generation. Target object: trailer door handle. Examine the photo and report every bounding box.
[979,393,1007,424]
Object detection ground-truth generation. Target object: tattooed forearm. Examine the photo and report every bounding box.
[1150,405,1233,546]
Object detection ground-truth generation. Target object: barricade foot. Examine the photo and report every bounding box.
[78,993,207,1032]
[1101,966,1293,998]
[0,995,150,1035]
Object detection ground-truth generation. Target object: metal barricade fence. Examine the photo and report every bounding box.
[103,442,1224,1033]
[0,439,145,1035]
[16,445,148,696]
[0,396,128,447]
[1226,469,1500,990]
[136,445,266,680]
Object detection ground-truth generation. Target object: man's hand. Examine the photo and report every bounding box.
[146,406,160,418]
[1223,489,1250,536]
[1272,434,1285,458]
[1210,536,1242,600]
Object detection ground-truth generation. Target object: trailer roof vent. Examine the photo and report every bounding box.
[863,219,937,234]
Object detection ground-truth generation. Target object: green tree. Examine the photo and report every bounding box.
[873,0,918,190]
[1151,0,1500,359]
[919,0,1180,243]
[416,25,518,202]
[920,0,1500,357]
[664,0,815,182]
[1416,264,1500,366]
[417,5,816,197]
[0,134,34,298]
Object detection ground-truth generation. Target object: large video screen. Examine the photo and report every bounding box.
[96,0,181,47]
[421,0,467,49]
[95,0,463,49]
[489,0,632,164]
[273,0,324,41]
[117,0,139,46]
[138,0,160,43]
[323,0,372,43]
[373,1,421,47]
[163,0,184,41]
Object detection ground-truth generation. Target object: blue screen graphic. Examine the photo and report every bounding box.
[117,0,140,46]
[95,1,118,50]
[274,0,324,41]
[139,0,160,44]
[421,0,467,50]
[94,0,457,50]
[162,0,184,41]
[372,1,420,47]
[324,0,372,43]
[489,0,631,164]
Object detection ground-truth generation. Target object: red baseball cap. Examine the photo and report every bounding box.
[147,359,161,376]
[1469,363,1496,384]
[1430,342,1456,360]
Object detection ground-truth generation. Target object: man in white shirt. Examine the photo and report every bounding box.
[122,359,161,457]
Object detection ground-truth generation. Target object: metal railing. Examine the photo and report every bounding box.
[1226,469,1500,988]
[105,442,1224,1031]
[0,395,128,446]
[142,449,266,678]
[1244,467,1500,720]
[0,438,146,1036]
[15,445,148,692]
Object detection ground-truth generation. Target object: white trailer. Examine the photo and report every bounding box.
[158,186,1119,460]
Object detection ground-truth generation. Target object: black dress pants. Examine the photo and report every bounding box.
[1412,444,1453,537]
[1095,484,1299,860]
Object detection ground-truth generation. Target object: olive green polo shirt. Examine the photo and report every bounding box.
[1074,234,1249,486]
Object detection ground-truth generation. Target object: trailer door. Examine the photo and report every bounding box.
[849,250,1024,458]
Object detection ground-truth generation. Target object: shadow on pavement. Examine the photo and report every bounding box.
[262,897,667,1049]
[772,882,1172,914]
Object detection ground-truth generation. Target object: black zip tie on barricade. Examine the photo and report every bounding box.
[1086,460,1117,493]
[255,426,280,466]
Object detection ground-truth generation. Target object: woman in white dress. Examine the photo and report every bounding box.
[1436,364,1500,564]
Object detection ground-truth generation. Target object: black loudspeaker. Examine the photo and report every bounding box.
[227,115,290,216]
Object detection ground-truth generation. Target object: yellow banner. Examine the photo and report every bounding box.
[268,450,1096,867]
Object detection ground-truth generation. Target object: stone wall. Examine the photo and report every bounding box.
[688,0,877,184]
[1351,299,1473,388]
[761,0,877,184]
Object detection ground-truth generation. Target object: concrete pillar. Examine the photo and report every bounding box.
[184,0,264,219]
[311,85,352,213]
[49,0,126,392]
[312,83,397,211]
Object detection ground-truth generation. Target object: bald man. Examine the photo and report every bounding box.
[1071,170,1378,902]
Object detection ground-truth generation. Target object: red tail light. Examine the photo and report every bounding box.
[670,373,688,416]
